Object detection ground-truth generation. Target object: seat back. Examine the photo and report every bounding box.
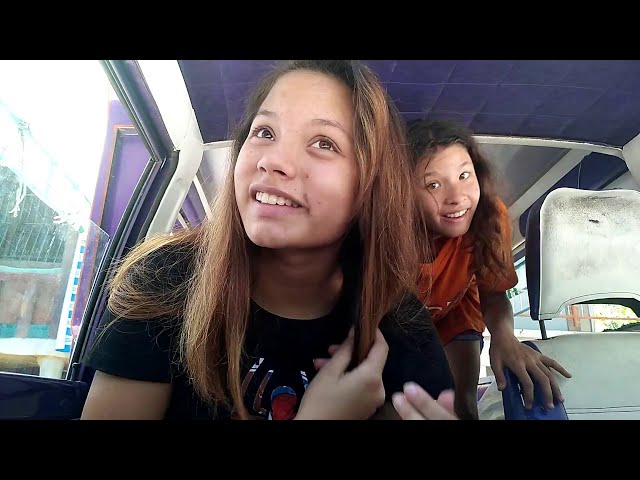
[526,187,640,320]
[502,187,640,419]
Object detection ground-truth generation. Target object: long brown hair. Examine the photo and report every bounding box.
[107,60,426,418]
[406,118,511,280]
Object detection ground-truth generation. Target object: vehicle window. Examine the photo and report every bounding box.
[0,60,155,379]
[508,256,638,334]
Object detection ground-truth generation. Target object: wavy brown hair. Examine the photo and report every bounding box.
[106,60,427,419]
[406,118,511,281]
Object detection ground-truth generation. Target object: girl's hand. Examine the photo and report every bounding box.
[392,383,458,420]
[295,328,388,420]
[490,330,571,410]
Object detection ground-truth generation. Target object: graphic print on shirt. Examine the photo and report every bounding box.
[428,276,475,321]
[231,357,310,420]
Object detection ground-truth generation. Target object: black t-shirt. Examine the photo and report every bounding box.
[83,248,454,420]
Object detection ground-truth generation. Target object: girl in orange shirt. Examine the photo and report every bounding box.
[405,119,571,420]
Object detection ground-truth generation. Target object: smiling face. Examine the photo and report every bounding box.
[413,143,480,239]
[234,70,358,250]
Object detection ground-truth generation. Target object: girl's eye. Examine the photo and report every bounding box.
[252,127,274,140]
[460,171,471,180]
[426,181,440,190]
[311,138,336,151]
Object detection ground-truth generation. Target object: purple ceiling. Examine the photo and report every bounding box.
[178,60,640,147]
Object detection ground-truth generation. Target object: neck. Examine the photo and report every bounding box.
[252,245,343,319]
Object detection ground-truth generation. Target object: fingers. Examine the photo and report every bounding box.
[512,364,534,409]
[318,329,388,398]
[313,358,331,370]
[341,329,387,405]
[361,328,389,373]
[523,349,569,408]
[392,384,457,420]
[540,356,569,402]
[312,338,351,371]
[313,344,340,370]
[542,356,572,378]
[404,383,458,420]
[516,358,566,409]
[494,342,571,410]
[322,331,354,376]
[436,390,456,415]
[532,358,566,405]
[493,360,507,391]
[328,344,340,356]
[392,393,424,420]
[526,363,555,409]
[545,366,565,404]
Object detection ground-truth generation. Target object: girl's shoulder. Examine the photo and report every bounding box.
[380,292,455,398]
[381,292,438,350]
[83,237,200,383]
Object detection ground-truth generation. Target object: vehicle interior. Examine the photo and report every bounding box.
[0,60,638,419]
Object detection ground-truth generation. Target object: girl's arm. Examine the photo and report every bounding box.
[81,371,172,420]
[479,290,514,336]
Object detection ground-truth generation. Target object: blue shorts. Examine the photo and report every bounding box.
[452,329,484,353]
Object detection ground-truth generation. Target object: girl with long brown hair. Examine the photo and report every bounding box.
[80,61,454,420]
[404,118,570,420]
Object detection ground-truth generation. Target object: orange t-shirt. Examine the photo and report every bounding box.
[417,200,518,346]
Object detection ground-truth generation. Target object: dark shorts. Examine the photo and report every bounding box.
[452,329,484,353]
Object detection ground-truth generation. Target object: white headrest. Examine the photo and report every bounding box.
[538,187,640,320]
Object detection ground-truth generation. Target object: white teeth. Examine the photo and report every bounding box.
[445,209,468,218]
[255,191,299,207]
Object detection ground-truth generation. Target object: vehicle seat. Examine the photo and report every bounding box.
[502,187,640,419]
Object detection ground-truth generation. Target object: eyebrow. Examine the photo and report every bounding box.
[424,160,472,177]
[254,110,352,139]
[310,118,352,139]
[256,109,276,118]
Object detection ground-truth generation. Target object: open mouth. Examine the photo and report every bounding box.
[255,191,300,208]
